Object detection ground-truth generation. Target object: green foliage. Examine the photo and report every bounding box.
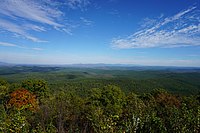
[21,79,48,97]
[88,85,125,115]
[0,109,30,133]
[0,85,9,102]
[0,79,9,99]
[0,78,9,86]
[85,85,125,132]
[0,77,199,132]
[0,104,7,132]
[120,92,145,132]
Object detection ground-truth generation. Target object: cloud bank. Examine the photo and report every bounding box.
[112,6,200,49]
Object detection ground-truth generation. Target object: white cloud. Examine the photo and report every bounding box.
[31,47,43,51]
[112,6,200,49]
[0,42,43,51]
[0,0,77,42]
[0,42,18,47]
[0,0,63,27]
[24,24,46,32]
[80,17,93,26]
[0,18,45,42]
[67,0,90,10]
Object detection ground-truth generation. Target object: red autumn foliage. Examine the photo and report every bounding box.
[8,88,38,111]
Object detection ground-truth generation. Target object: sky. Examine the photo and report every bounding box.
[0,0,200,66]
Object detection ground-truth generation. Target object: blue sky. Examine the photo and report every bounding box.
[0,0,200,66]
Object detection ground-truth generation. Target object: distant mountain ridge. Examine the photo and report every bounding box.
[0,62,15,66]
[0,62,199,71]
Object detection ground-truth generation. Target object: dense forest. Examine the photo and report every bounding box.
[0,66,200,132]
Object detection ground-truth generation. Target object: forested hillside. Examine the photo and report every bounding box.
[0,75,199,132]
[0,66,200,95]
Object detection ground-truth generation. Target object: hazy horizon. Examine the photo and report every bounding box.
[0,0,200,67]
